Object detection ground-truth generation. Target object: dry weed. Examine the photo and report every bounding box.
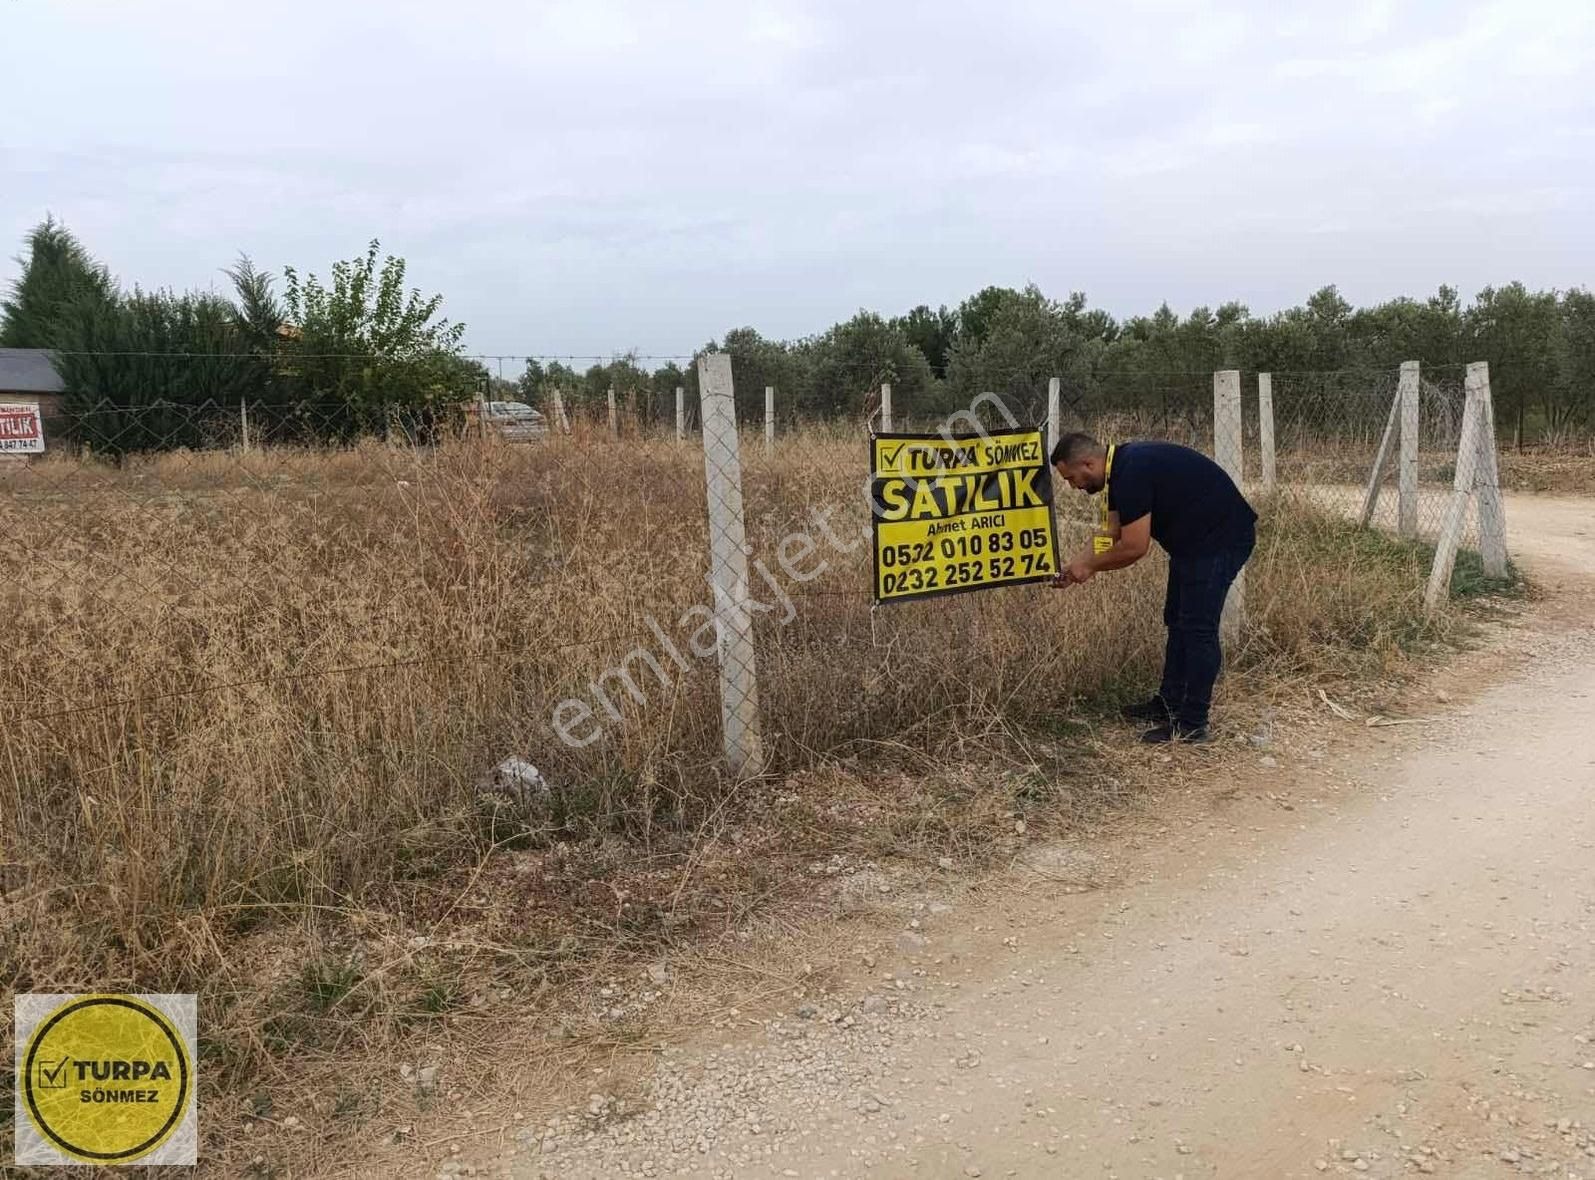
[0,425,1490,1171]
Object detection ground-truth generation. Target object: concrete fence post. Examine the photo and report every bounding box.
[1359,388,1400,527]
[1047,376,1061,453]
[698,353,764,778]
[675,385,685,442]
[240,399,250,453]
[1473,362,1508,578]
[765,385,775,454]
[1214,370,1245,644]
[607,387,618,436]
[1398,360,1420,539]
[880,382,892,431]
[1257,373,1275,493]
[1424,365,1487,612]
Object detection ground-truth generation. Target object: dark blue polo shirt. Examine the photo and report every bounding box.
[1107,441,1256,558]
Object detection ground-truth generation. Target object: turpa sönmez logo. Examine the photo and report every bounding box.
[14,993,197,1165]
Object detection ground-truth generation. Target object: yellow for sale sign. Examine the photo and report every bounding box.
[871,428,1059,604]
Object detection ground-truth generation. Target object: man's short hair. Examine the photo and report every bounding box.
[1050,432,1102,466]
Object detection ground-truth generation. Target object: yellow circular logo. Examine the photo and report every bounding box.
[22,995,191,1162]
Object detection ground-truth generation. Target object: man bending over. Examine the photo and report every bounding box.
[1051,433,1256,744]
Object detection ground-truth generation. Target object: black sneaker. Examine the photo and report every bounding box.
[1139,721,1212,745]
[1120,695,1171,723]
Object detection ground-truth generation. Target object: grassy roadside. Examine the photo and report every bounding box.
[0,432,1518,1174]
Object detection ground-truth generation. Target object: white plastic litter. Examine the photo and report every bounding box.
[478,756,551,808]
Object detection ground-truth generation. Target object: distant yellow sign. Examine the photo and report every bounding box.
[871,429,1060,604]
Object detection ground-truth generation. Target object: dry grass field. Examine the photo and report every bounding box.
[0,422,1504,1168]
[1497,441,1595,495]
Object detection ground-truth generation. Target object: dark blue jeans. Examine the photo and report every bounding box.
[1159,532,1255,729]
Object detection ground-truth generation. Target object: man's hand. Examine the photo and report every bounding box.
[1066,552,1096,585]
[1052,552,1095,587]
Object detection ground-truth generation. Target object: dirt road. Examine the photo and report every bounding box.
[508,494,1595,1180]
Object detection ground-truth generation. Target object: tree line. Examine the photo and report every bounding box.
[5,218,1591,448]
[531,283,1594,445]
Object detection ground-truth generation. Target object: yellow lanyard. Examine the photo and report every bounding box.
[1098,444,1116,532]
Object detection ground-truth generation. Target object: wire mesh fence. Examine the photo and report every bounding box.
[1,360,1504,911]
[716,361,1510,762]
[1263,366,1477,550]
[2,366,1495,697]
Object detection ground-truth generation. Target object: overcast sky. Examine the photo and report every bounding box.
[2,0,1591,361]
